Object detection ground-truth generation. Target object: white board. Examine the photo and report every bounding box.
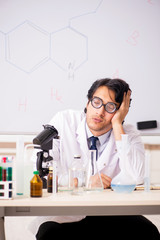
[0,0,160,134]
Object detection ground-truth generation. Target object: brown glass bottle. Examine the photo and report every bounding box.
[30,171,43,197]
[47,167,53,193]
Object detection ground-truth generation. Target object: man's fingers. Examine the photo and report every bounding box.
[101,174,112,189]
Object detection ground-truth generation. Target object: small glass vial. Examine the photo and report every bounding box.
[47,167,53,193]
[30,171,43,197]
[68,155,85,195]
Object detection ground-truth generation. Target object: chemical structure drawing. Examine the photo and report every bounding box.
[2,0,103,74]
[50,27,88,72]
[5,21,50,74]
[4,21,88,74]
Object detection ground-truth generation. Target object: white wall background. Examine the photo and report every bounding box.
[0,0,160,134]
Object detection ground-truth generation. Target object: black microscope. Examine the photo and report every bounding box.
[33,124,59,188]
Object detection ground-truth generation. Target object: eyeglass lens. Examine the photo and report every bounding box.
[91,97,116,113]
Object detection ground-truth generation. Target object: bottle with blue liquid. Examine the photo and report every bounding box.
[111,135,136,193]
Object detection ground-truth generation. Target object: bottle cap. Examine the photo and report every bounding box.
[33,170,39,175]
[49,166,53,171]
[2,157,7,163]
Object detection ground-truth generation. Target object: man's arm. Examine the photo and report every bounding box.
[111,90,131,140]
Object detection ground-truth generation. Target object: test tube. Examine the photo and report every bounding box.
[52,161,58,194]
[144,151,150,192]
[0,166,2,181]
[7,167,12,181]
[2,157,7,181]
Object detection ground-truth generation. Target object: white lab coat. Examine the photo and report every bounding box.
[50,109,145,186]
[28,109,145,235]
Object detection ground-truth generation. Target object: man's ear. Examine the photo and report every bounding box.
[84,101,89,113]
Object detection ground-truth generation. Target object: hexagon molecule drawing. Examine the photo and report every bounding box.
[6,21,50,73]
[51,27,88,71]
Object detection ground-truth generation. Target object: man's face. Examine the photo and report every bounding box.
[86,86,119,136]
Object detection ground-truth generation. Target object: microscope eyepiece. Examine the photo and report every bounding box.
[33,124,58,150]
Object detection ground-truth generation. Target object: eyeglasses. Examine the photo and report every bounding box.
[91,97,118,113]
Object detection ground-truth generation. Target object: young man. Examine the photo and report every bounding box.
[35,78,160,240]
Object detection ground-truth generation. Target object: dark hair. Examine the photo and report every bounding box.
[85,78,131,113]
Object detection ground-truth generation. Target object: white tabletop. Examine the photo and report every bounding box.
[0,189,159,206]
[1,189,160,216]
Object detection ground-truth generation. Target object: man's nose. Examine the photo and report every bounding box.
[96,105,105,116]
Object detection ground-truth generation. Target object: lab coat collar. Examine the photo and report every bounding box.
[86,122,112,146]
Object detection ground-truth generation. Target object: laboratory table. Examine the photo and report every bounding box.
[0,189,160,239]
[0,189,160,217]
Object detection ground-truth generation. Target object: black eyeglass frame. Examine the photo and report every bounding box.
[90,97,118,113]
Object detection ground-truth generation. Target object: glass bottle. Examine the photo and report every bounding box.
[47,167,53,193]
[85,150,103,192]
[30,171,43,197]
[68,155,85,195]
